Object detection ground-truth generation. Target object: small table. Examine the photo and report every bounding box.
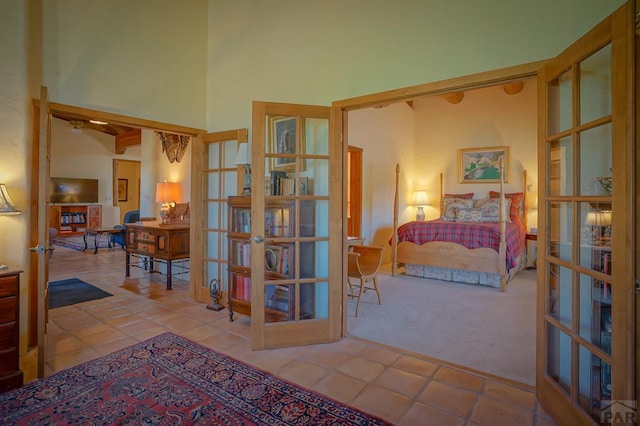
[84,228,123,254]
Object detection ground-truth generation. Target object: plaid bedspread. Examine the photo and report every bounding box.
[396,219,526,269]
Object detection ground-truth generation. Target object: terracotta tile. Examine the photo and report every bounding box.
[483,380,537,411]
[312,371,366,404]
[535,415,558,426]
[92,336,140,356]
[470,396,535,426]
[337,357,385,382]
[350,386,412,424]
[393,355,439,377]
[360,345,402,366]
[276,359,330,389]
[434,366,486,393]
[69,322,114,339]
[79,328,127,346]
[374,367,428,399]
[399,402,465,426]
[418,380,479,418]
[247,351,296,374]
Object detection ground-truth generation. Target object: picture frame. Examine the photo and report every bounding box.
[264,245,282,273]
[458,146,509,183]
[117,178,128,201]
[269,116,305,172]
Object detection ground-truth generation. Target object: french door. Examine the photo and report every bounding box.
[195,129,247,304]
[250,101,342,349]
[536,1,636,424]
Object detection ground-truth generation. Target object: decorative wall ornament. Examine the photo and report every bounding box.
[157,132,190,163]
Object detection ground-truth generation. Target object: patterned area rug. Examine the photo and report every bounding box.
[0,333,390,425]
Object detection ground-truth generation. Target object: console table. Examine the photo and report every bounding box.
[124,223,190,290]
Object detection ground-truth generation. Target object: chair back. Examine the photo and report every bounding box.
[349,245,384,278]
[123,210,140,224]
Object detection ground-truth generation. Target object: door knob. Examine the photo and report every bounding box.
[30,244,45,254]
[254,235,264,244]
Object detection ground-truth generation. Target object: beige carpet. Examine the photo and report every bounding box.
[347,266,536,386]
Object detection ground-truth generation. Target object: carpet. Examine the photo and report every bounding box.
[52,234,115,251]
[0,333,390,425]
[48,278,113,309]
[348,267,536,386]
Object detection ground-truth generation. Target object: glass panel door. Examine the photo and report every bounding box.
[251,102,342,349]
[537,2,635,424]
[196,130,247,305]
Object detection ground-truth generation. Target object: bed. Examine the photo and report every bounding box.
[391,166,527,292]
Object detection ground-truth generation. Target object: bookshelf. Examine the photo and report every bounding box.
[49,205,102,235]
[227,196,314,322]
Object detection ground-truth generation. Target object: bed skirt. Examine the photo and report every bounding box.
[403,251,527,288]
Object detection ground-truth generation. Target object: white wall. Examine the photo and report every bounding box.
[349,78,538,258]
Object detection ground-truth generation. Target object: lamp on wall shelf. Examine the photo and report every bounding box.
[0,184,21,269]
[413,190,429,221]
[155,181,182,224]
[234,143,252,196]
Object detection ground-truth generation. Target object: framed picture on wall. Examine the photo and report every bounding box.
[458,146,509,183]
[269,116,305,172]
[117,179,128,202]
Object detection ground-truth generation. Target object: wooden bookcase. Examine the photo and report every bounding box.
[49,205,102,235]
[227,196,314,322]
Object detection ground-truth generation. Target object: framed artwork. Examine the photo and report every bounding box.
[458,146,509,183]
[117,178,128,201]
[269,116,304,171]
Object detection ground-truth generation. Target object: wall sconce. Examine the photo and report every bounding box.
[155,181,182,224]
[0,184,21,270]
[234,143,252,196]
[413,190,429,221]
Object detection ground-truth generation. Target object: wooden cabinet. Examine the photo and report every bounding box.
[124,223,190,290]
[49,204,102,235]
[0,269,23,393]
[227,196,314,322]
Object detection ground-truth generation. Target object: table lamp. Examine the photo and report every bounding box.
[0,184,21,269]
[413,190,429,221]
[155,181,182,224]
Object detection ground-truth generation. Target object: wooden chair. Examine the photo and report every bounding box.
[347,244,384,317]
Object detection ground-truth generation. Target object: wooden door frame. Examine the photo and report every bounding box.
[29,100,205,348]
[334,60,548,338]
[347,145,363,238]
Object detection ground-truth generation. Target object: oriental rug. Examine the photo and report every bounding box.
[0,333,390,425]
[48,278,113,309]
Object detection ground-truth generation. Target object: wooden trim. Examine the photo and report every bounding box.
[333,59,548,110]
[115,128,142,154]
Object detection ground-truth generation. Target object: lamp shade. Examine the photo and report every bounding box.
[155,182,182,203]
[233,143,252,165]
[0,184,21,215]
[412,190,429,207]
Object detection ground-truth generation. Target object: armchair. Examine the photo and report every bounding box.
[110,210,139,249]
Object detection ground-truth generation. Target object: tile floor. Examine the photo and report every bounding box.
[20,245,556,425]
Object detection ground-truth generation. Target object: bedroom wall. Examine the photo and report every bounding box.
[347,103,415,259]
[349,78,538,259]
[413,78,538,226]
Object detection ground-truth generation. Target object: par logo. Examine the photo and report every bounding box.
[600,400,637,425]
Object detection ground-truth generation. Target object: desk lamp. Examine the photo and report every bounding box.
[234,143,252,196]
[155,181,182,224]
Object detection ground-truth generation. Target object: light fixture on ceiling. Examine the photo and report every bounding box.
[89,119,109,125]
[69,120,83,134]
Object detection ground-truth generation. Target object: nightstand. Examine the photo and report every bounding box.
[0,269,23,393]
